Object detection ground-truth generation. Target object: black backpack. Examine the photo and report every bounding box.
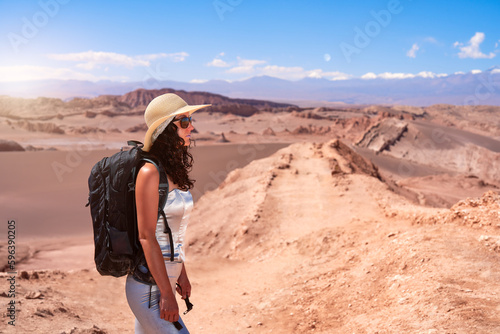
[86,140,175,284]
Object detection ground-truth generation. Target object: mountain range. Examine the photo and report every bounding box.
[1,67,499,106]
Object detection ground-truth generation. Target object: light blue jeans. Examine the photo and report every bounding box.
[125,262,189,334]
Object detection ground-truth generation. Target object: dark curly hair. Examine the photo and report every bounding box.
[149,121,195,190]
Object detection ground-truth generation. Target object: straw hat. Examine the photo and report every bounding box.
[142,93,211,151]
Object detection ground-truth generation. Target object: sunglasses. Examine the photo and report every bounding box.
[173,116,192,129]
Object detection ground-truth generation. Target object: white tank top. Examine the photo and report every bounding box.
[156,189,193,263]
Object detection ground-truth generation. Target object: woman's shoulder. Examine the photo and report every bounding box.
[137,162,160,181]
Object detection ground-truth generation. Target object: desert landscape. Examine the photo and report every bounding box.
[2,88,500,333]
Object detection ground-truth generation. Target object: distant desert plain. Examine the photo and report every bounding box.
[2,88,500,333]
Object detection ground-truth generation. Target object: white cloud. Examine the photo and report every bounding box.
[46,51,189,69]
[138,52,189,62]
[207,52,231,67]
[492,68,500,74]
[226,57,267,74]
[307,70,323,79]
[226,65,256,74]
[454,32,496,59]
[406,37,439,58]
[454,71,465,75]
[407,43,419,58]
[76,62,98,70]
[207,58,230,67]
[306,69,351,81]
[238,59,267,67]
[379,72,416,79]
[424,37,438,44]
[361,71,447,80]
[257,66,351,81]
[361,72,377,80]
[47,51,148,68]
[0,65,128,82]
[471,69,482,74]
[190,79,208,83]
[416,71,448,78]
[258,65,305,79]
[224,57,351,81]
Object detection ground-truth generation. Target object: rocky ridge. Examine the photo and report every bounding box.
[0,89,297,120]
[185,139,500,333]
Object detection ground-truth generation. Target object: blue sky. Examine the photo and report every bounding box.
[0,0,499,84]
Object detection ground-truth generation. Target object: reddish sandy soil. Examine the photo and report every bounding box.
[2,102,500,333]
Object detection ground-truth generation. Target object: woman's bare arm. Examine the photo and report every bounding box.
[135,163,179,322]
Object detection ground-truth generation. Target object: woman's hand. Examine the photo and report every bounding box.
[159,292,179,323]
[176,268,191,300]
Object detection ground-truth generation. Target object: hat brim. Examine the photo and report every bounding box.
[143,104,210,152]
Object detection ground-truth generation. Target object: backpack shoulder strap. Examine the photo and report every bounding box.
[127,140,144,148]
[140,157,168,208]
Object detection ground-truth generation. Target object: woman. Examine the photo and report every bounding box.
[125,93,210,333]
